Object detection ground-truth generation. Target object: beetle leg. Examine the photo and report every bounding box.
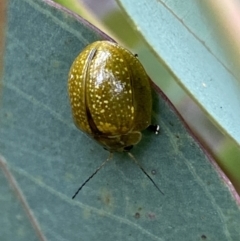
[148,124,160,135]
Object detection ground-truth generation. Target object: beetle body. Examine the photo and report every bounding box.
[68,41,152,152]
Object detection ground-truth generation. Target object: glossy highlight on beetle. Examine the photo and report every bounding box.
[68,41,152,152]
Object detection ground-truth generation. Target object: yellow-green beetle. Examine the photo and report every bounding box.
[68,41,162,198]
[68,41,152,152]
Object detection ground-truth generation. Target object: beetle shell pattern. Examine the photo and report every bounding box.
[68,41,152,152]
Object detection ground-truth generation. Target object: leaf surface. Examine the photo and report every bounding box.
[118,0,240,146]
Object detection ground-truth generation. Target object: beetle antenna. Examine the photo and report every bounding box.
[72,152,113,199]
[128,152,164,195]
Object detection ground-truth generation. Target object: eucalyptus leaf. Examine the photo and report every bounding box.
[118,0,240,147]
[1,0,240,241]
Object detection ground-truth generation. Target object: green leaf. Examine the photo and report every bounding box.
[1,0,240,241]
[118,0,240,147]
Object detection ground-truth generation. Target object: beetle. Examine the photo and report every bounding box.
[68,41,163,198]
